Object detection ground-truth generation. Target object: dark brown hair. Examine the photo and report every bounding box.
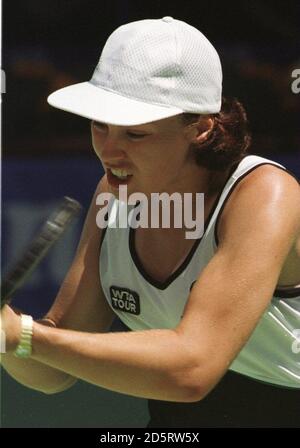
[181,97,252,171]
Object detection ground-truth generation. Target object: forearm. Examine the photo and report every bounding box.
[1,353,77,394]
[1,315,77,394]
[31,323,198,402]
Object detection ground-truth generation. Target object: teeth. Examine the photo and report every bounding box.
[111,168,130,179]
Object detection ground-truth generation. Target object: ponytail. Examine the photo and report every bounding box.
[181,97,252,171]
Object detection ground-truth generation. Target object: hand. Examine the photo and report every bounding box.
[0,305,22,354]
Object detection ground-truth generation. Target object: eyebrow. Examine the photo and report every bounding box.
[127,124,155,132]
[94,121,155,132]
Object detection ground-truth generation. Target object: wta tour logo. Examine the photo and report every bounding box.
[109,286,140,315]
[96,185,205,239]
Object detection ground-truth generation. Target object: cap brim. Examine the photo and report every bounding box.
[47,82,183,126]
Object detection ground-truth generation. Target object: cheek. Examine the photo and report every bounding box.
[91,129,104,157]
[157,138,187,168]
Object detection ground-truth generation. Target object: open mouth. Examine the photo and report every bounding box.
[107,168,133,188]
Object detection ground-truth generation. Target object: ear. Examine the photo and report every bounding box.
[185,116,214,145]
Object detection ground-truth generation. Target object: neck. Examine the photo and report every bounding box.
[171,164,231,198]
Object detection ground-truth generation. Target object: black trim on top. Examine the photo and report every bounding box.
[214,163,299,246]
[274,286,300,299]
[214,162,300,299]
[129,225,201,290]
[129,163,239,291]
[99,211,109,249]
[100,224,108,249]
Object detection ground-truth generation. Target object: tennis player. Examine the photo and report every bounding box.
[1,17,300,427]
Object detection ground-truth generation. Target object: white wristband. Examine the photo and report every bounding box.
[14,314,33,358]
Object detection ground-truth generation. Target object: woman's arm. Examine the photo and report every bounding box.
[1,351,77,394]
[3,167,299,401]
[1,308,77,394]
[175,166,300,397]
[1,176,115,394]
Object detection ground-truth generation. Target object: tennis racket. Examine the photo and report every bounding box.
[1,196,82,308]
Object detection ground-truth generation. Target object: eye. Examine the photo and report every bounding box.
[93,121,107,132]
[126,131,148,139]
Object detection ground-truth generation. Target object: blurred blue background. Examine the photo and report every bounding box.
[1,0,300,428]
[2,157,103,317]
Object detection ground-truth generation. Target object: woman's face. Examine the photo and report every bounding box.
[91,115,206,198]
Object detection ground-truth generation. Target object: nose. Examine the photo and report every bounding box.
[101,136,127,162]
[92,124,127,162]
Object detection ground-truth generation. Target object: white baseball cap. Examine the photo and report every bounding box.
[48,17,222,126]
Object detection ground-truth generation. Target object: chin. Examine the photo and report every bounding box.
[110,184,153,205]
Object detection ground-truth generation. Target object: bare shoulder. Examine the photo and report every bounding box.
[45,173,115,332]
[76,173,110,244]
[234,164,299,201]
[237,164,299,193]
[174,165,300,397]
[218,164,300,245]
[98,173,109,193]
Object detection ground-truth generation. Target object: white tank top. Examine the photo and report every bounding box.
[99,155,300,388]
